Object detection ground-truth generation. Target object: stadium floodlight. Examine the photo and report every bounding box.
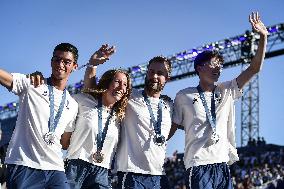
[131,66,141,74]
[176,51,190,61]
[7,103,13,109]
[216,41,225,49]
[225,39,232,48]
[5,102,18,110]
[239,36,247,42]
[203,44,214,51]
[213,42,223,50]
[176,53,184,61]
[268,26,278,33]
[232,38,242,46]
[183,53,192,60]
[174,48,201,61]
[75,81,83,89]
[191,49,199,57]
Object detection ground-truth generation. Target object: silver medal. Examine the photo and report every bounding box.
[153,134,165,146]
[211,132,220,144]
[43,132,55,145]
[93,151,104,163]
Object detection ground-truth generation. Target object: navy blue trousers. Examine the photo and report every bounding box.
[117,172,169,189]
[65,159,111,189]
[6,164,69,189]
[185,162,233,189]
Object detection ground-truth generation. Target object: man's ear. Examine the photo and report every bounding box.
[166,76,171,82]
[72,63,78,72]
[196,65,203,74]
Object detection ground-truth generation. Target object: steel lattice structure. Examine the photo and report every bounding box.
[241,70,260,147]
[1,23,284,146]
[129,23,284,88]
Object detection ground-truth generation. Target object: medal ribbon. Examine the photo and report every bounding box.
[47,78,67,133]
[142,90,163,136]
[97,96,115,151]
[197,85,217,133]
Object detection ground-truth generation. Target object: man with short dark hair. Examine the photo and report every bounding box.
[169,12,268,189]
[116,56,173,189]
[0,43,79,188]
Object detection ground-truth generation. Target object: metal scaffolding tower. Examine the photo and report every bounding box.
[241,72,260,146]
[1,23,284,146]
[240,32,259,147]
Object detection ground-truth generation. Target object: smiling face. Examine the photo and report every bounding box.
[145,61,170,94]
[51,50,78,81]
[197,57,223,83]
[103,72,128,104]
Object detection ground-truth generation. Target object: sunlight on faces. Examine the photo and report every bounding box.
[201,58,223,70]
[198,57,223,83]
[145,61,170,93]
[105,72,128,103]
[51,51,77,80]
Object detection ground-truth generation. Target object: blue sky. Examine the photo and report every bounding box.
[0,0,284,156]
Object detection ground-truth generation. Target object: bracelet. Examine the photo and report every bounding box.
[86,63,97,68]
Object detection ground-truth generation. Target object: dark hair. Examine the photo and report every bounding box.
[91,69,132,121]
[148,56,172,77]
[53,43,79,63]
[194,50,224,75]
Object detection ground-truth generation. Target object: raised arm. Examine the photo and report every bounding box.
[83,44,116,90]
[0,69,13,90]
[236,12,268,89]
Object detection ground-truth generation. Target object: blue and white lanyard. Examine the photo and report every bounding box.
[47,79,66,133]
[142,91,163,135]
[197,85,217,132]
[97,96,114,151]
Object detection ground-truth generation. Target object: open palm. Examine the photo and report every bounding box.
[249,12,268,36]
[89,44,116,66]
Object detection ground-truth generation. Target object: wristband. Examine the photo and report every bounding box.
[86,63,98,69]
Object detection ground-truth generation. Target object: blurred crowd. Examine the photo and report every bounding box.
[1,142,284,189]
[230,147,284,188]
[162,141,284,189]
